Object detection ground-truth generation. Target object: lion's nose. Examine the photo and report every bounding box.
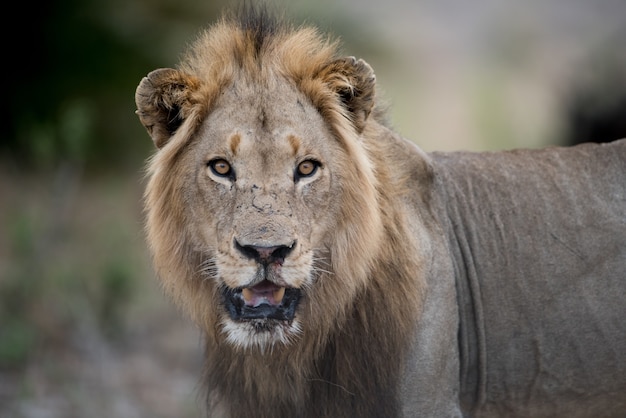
[234,240,296,265]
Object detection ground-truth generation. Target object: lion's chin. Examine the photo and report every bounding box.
[220,317,303,350]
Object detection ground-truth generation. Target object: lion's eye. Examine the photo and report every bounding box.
[296,160,319,178]
[209,159,233,177]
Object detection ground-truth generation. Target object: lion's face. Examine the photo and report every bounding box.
[185,78,344,348]
[137,20,383,352]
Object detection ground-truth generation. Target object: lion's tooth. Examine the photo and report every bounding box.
[273,287,286,303]
[242,288,254,302]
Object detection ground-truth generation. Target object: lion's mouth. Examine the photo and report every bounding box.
[222,280,301,322]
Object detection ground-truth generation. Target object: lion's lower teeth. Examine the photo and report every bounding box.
[273,287,286,303]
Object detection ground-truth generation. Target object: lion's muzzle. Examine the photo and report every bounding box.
[222,240,302,322]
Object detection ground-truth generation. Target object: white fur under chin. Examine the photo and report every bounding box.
[220,317,303,352]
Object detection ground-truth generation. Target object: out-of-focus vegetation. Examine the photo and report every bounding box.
[1,0,230,172]
[561,50,626,146]
[1,0,624,416]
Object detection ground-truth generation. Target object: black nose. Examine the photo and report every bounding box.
[234,240,296,265]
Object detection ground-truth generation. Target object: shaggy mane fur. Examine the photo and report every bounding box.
[180,8,338,117]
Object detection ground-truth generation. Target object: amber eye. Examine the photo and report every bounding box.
[209,159,233,177]
[296,160,319,178]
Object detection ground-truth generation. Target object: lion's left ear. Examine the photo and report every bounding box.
[324,56,376,133]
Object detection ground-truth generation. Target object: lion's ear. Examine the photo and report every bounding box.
[324,56,376,132]
[135,68,201,148]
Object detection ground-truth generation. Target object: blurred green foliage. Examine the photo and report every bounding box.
[1,0,229,171]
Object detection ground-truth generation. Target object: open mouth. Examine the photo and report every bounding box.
[222,280,302,322]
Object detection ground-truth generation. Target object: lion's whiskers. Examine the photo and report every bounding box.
[311,255,333,277]
[197,257,218,279]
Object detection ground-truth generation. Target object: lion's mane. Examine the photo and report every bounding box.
[138,7,429,418]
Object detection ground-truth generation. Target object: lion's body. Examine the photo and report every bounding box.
[426,144,626,416]
[135,8,626,417]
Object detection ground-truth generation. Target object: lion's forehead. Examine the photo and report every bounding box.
[199,77,331,150]
[222,134,308,183]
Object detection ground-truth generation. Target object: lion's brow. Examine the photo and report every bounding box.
[287,134,301,156]
[229,133,241,155]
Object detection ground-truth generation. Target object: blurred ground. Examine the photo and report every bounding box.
[1,0,624,417]
[0,166,204,417]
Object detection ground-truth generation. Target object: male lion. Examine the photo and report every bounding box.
[135,7,626,418]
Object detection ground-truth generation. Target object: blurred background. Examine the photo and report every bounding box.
[1,0,624,416]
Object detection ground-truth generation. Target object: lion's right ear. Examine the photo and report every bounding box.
[135,68,201,148]
[322,56,376,133]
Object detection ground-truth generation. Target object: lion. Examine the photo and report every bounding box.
[135,7,626,418]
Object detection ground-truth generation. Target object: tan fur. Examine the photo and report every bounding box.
[137,9,425,418]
